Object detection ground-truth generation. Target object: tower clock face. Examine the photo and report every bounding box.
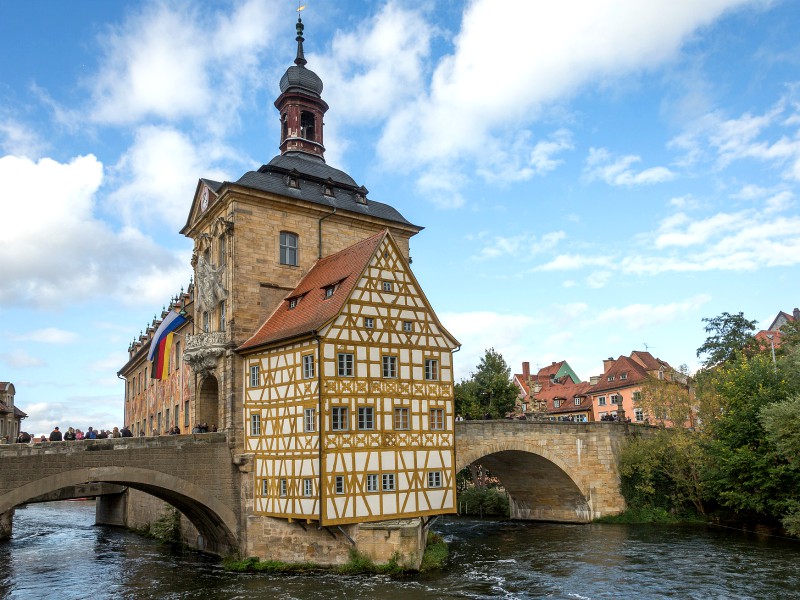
[200,187,209,211]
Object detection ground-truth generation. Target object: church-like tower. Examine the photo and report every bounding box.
[275,18,329,159]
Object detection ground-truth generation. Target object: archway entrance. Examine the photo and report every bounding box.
[196,375,219,431]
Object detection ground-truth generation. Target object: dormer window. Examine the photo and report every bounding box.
[554,399,561,408]
[574,397,581,405]
[324,285,335,299]
[607,375,615,382]
[285,170,300,189]
[323,178,335,197]
[288,298,298,309]
[620,373,627,380]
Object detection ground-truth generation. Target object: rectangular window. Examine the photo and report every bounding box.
[304,408,316,432]
[394,407,410,430]
[382,473,396,492]
[430,408,444,430]
[279,479,287,497]
[337,353,354,377]
[598,396,606,406]
[303,478,313,497]
[428,471,442,488]
[324,286,335,298]
[288,297,298,309]
[634,408,644,422]
[403,321,413,332]
[632,391,642,402]
[165,408,170,428]
[174,341,181,372]
[366,473,379,493]
[554,399,561,408]
[620,373,627,380]
[331,407,348,431]
[249,365,260,388]
[424,359,439,381]
[335,476,345,494]
[607,375,614,382]
[218,236,226,267]
[611,395,620,404]
[364,317,374,328]
[219,300,226,331]
[358,406,374,430]
[184,401,189,428]
[574,397,581,406]
[382,281,393,292]
[382,355,397,378]
[302,354,315,379]
[280,231,298,266]
[203,311,209,333]
[262,480,268,495]
[250,414,261,436]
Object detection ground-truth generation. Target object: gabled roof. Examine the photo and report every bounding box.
[238,231,387,351]
[535,381,595,414]
[630,350,662,371]
[589,355,650,394]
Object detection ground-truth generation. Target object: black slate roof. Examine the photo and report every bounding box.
[232,152,419,229]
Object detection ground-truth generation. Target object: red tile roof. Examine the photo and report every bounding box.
[238,231,387,351]
[533,381,594,414]
[589,355,650,394]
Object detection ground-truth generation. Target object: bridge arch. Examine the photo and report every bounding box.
[0,467,239,555]
[458,441,593,523]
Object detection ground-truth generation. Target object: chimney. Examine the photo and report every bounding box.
[522,362,530,379]
[602,357,615,373]
[590,375,600,385]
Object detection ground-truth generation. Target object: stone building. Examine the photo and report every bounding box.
[0,382,26,443]
[117,17,458,564]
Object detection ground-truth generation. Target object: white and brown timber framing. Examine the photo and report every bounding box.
[238,231,460,526]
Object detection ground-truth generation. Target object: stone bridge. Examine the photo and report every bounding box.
[0,433,242,555]
[0,422,638,559]
[455,421,635,522]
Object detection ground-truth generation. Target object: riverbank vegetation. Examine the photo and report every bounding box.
[616,312,800,536]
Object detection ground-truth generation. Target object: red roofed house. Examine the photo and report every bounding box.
[0,382,27,443]
[589,351,690,426]
[755,307,799,353]
[238,230,459,527]
[513,361,581,415]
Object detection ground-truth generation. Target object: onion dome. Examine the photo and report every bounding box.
[279,18,323,98]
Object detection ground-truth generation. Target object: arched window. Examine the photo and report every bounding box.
[300,111,315,141]
[280,231,298,266]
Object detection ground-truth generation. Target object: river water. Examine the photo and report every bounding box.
[1,501,799,599]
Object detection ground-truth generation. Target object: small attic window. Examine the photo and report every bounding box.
[607,375,615,382]
[355,185,368,205]
[288,297,298,309]
[323,285,335,299]
[323,179,335,197]
[285,170,300,189]
[620,373,628,380]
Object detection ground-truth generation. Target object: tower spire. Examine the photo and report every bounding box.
[294,17,307,67]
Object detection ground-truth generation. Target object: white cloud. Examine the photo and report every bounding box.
[106,126,231,230]
[0,119,47,159]
[583,147,675,186]
[376,0,754,197]
[0,154,187,309]
[535,253,615,271]
[0,350,45,368]
[20,396,122,438]
[13,328,77,344]
[593,295,712,330]
[88,0,277,129]
[474,230,566,260]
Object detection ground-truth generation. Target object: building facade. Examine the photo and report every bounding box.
[117,17,458,564]
[0,382,26,443]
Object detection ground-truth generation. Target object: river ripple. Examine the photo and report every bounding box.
[1,502,799,599]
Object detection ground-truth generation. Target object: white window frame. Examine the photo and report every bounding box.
[261,479,268,495]
[598,396,606,406]
[280,231,298,266]
[430,408,444,430]
[574,397,581,405]
[634,408,644,422]
[366,473,379,493]
[428,471,442,488]
[382,281,393,292]
[331,406,349,431]
[382,473,395,492]
[302,354,315,379]
[424,359,439,381]
[394,407,410,430]
[382,355,397,378]
[364,317,374,328]
[250,413,261,436]
[402,321,413,332]
[249,365,260,388]
[304,408,316,432]
[337,353,354,377]
[303,478,313,497]
[335,475,345,494]
[358,406,374,430]
[279,479,287,497]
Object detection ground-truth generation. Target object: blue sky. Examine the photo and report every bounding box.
[2,0,799,436]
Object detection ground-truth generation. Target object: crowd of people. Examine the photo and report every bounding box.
[8,422,219,444]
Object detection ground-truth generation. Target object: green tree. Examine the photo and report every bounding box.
[455,348,518,419]
[696,311,757,368]
[637,364,695,427]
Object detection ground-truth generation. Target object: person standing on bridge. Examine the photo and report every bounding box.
[120,425,133,437]
[63,427,76,441]
[49,427,62,442]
